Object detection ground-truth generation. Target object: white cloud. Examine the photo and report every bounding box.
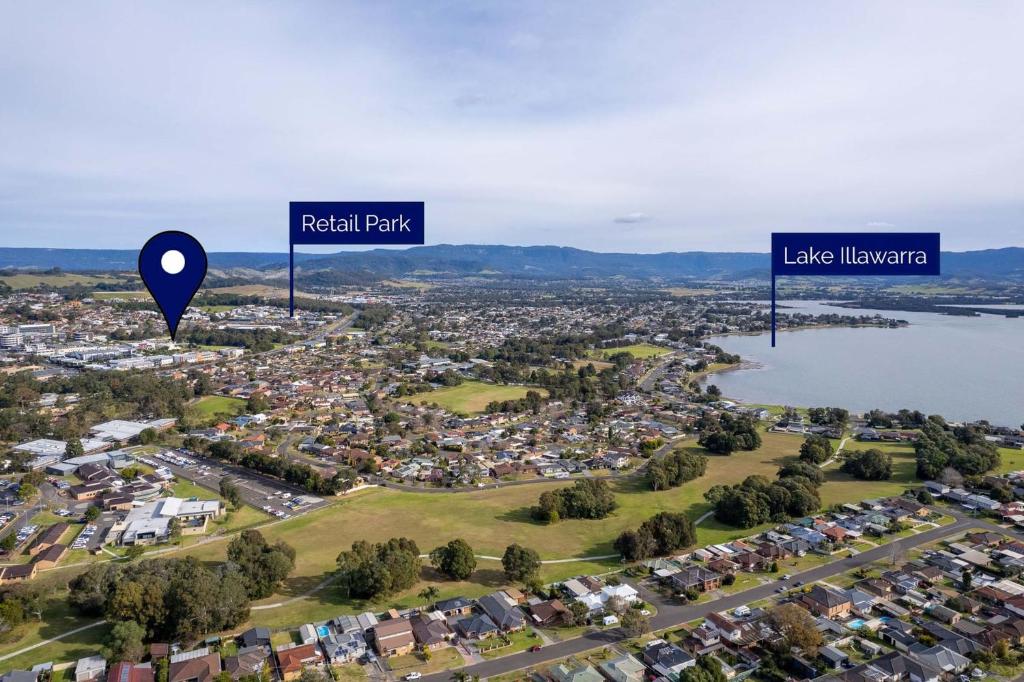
[0,1,1022,252]
[614,212,652,224]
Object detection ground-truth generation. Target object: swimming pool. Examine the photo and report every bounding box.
[317,625,330,637]
[846,618,866,630]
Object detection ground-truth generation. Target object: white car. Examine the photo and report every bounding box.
[405,674,421,681]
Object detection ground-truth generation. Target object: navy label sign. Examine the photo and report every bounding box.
[288,201,425,315]
[769,232,940,346]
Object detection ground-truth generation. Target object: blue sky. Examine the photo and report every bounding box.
[1,2,1022,253]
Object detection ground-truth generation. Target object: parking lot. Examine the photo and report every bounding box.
[137,449,330,519]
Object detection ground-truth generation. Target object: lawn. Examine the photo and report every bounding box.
[168,433,806,625]
[819,442,918,507]
[0,429,939,663]
[389,647,465,674]
[411,381,547,415]
[997,447,1024,474]
[592,344,670,360]
[193,395,246,419]
[0,273,121,290]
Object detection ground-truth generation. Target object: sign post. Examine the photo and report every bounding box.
[770,232,941,346]
[288,201,425,316]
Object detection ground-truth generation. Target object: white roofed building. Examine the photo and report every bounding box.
[115,496,222,546]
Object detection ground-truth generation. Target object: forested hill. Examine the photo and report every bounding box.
[0,244,1022,282]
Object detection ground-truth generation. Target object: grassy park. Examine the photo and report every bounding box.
[591,343,670,359]
[0,428,948,663]
[412,381,546,414]
[193,395,246,419]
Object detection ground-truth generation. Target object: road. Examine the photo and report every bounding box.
[420,511,994,682]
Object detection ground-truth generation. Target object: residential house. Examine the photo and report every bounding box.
[222,646,270,680]
[455,613,499,640]
[527,599,571,627]
[168,649,221,682]
[478,592,526,631]
[238,628,271,649]
[599,654,647,682]
[105,663,153,682]
[318,632,367,665]
[410,612,451,651]
[373,618,416,657]
[802,585,853,618]
[643,639,696,680]
[75,657,107,682]
[274,644,321,681]
[669,565,722,593]
[435,597,474,618]
[547,663,604,682]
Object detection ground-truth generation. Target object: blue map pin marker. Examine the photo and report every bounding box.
[138,231,208,340]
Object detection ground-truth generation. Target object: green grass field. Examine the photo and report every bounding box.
[0,429,945,663]
[193,395,246,419]
[997,447,1024,474]
[0,273,123,289]
[411,381,547,414]
[592,343,670,359]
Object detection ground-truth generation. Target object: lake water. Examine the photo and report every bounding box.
[704,300,1024,427]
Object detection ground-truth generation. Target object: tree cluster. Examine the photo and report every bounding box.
[807,407,849,428]
[798,435,834,464]
[335,538,421,599]
[614,512,697,561]
[705,469,821,529]
[200,440,345,495]
[69,557,252,642]
[915,421,1000,480]
[226,530,296,599]
[697,413,762,454]
[429,539,477,580]
[647,450,708,491]
[531,479,618,523]
[841,449,893,480]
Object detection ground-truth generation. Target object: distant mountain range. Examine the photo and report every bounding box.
[1,244,1023,282]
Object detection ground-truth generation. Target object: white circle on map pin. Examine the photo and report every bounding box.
[161,250,186,275]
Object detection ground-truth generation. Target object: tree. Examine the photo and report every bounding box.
[84,505,101,522]
[16,483,37,502]
[219,478,243,509]
[105,620,146,662]
[798,435,833,465]
[247,393,270,413]
[418,586,440,606]
[961,569,973,591]
[0,534,16,552]
[501,544,541,583]
[65,437,85,458]
[647,450,708,490]
[227,530,296,599]
[125,545,146,561]
[430,539,477,581]
[138,428,158,445]
[531,479,617,522]
[619,608,650,637]
[336,538,421,600]
[840,449,893,480]
[770,603,822,653]
[298,668,329,682]
[614,529,657,562]
[567,600,590,626]
[916,489,934,504]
